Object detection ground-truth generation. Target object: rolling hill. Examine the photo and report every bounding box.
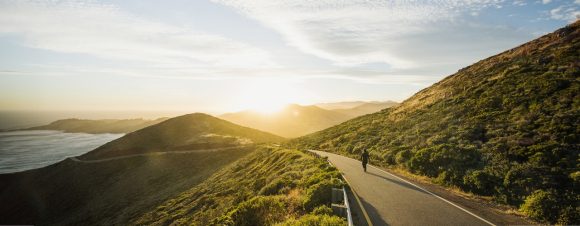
[132,148,345,225]
[289,21,579,224]
[220,102,397,138]
[25,118,167,134]
[0,113,342,225]
[81,113,284,160]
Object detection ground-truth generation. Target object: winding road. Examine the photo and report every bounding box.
[312,150,495,226]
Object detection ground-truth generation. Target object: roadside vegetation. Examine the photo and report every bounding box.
[133,147,346,226]
[289,21,579,224]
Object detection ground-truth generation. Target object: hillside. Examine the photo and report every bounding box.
[220,104,352,138]
[290,21,579,224]
[26,118,167,134]
[221,102,397,138]
[0,111,341,225]
[334,101,399,117]
[0,147,254,225]
[82,113,284,160]
[132,148,345,225]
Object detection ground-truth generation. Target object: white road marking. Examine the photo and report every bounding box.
[368,165,496,226]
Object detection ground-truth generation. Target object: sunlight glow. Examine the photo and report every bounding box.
[232,78,306,114]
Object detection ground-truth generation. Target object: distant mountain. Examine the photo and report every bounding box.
[220,102,397,138]
[82,113,284,160]
[315,101,370,110]
[333,101,399,117]
[220,104,350,138]
[25,118,167,134]
[290,21,579,224]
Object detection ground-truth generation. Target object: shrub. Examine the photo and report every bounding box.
[217,196,287,226]
[311,205,333,215]
[274,214,347,226]
[519,190,559,223]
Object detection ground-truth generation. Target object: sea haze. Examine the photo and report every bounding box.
[0,130,123,174]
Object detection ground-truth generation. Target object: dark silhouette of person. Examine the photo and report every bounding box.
[361,150,369,172]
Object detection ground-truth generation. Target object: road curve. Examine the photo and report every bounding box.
[312,150,494,226]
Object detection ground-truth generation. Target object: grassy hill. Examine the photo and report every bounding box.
[0,112,342,225]
[132,147,345,226]
[82,113,284,160]
[26,118,167,134]
[289,21,579,224]
[221,102,397,138]
[0,147,254,225]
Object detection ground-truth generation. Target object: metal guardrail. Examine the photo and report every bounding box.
[308,150,354,226]
[343,187,353,226]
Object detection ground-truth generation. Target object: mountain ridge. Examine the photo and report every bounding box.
[220,102,397,137]
[82,113,284,160]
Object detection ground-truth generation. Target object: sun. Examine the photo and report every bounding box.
[233,78,305,114]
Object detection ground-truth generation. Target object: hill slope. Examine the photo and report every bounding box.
[132,148,345,225]
[334,101,399,117]
[0,147,254,225]
[220,104,352,138]
[82,113,284,160]
[25,118,167,134]
[221,103,397,138]
[290,21,579,224]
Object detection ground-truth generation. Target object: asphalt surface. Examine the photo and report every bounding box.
[312,150,494,226]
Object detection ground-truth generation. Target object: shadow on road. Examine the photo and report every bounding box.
[366,171,430,195]
[359,195,390,226]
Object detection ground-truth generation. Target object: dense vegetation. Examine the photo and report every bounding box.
[289,21,579,224]
[83,113,285,159]
[220,102,397,138]
[133,147,346,226]
[26,118,167,134]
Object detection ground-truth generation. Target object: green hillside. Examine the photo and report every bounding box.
[26,118,167,134]
[290,21,579,224]
[0,112,341,225]
[132,147,345,226]
[82,113,284,160]
[0,147,254,225]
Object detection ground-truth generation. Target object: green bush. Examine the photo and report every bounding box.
[216,196,288,226]
[303,181,335,211]
[519,190,559,223]
[311,205,333,215]
[274,214,347,226]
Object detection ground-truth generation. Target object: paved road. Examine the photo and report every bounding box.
[312,150,494,226]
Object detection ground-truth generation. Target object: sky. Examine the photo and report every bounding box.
[0,0,578,118]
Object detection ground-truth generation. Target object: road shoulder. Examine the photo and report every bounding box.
[371,165,537,226]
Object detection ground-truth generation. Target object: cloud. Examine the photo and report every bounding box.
[543,0,552,4]
[549,4,580,21]
[0,0,275,69]
[213,0,526,70]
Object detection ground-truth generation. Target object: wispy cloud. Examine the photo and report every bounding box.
[0,0,275,69]
[213,0,526,70]
[549,4,580,22]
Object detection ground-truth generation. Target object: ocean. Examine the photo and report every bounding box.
[0,130,123,174]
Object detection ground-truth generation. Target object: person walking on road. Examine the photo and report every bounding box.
[361,150,369,172]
